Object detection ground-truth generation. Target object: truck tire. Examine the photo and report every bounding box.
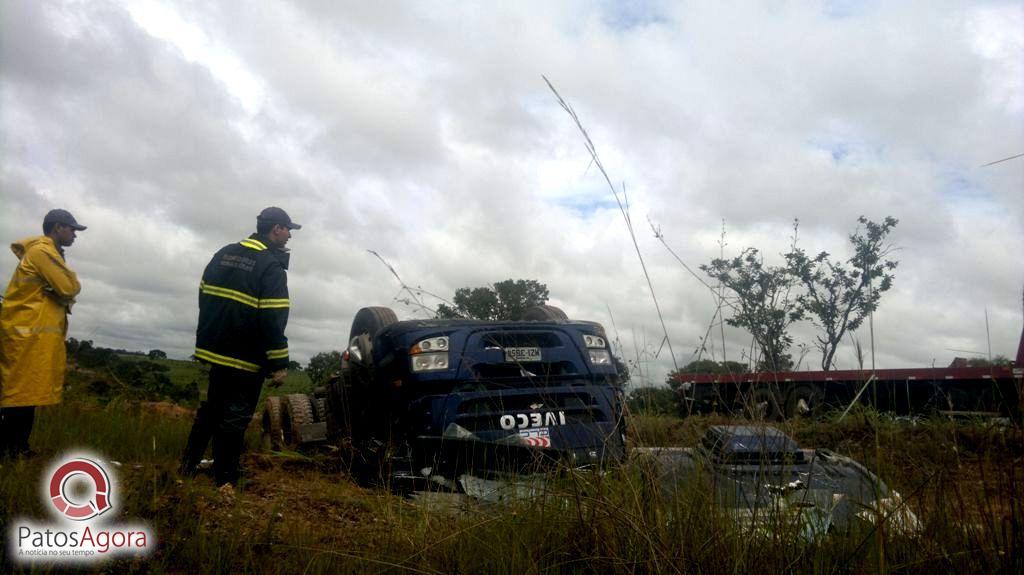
[523,305,568,321]
[745,386,782,420]
[785,383,825,419]
[349,307,398,341]
[312,398,329,423]
[283,394,315,445]
[261,396,284,451]
[325,375,348,442]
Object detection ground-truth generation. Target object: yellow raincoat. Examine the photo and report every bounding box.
[0,236,80,407]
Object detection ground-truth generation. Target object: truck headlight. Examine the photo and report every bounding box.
[588,349,611,365]
[412,353,449,372]
[583,334,606,349]
[411,336,450,372]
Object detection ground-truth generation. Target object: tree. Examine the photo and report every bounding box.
[679,359,750,376]
[626,387,677,415]
[436,279,549,320]
[665,360,749,391]
[306,351,343,385]
[148,349,167,360]
[288,360,302,371]
[965,355,1012,368]
[702,249,803,372]
[71,340,115,368]
[786,216,898,370]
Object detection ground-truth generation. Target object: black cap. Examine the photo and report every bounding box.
[43,209,87,231]
[257,206,301,230]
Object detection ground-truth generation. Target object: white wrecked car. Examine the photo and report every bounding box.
[636,425,921,539]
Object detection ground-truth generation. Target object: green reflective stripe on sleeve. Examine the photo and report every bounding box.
[200,282,259,308]
[194,348,261,372]
[239,239,267,251]
[265,348,289,360]
[259,298,290,309]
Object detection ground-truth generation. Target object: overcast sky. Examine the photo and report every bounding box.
[2,0,1022,385]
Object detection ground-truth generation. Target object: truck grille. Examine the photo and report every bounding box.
[472,362,579,378]
[480,332,563,349]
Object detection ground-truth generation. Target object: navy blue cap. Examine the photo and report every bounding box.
[43,209,87,230]
[257,207,301,230]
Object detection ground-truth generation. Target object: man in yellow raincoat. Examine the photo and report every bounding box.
[0,209,85,458]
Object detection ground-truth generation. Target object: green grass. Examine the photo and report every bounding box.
[1,400,1021,574]
[156,357,209,391]
[69,356,314,409]
[118,354,315,395]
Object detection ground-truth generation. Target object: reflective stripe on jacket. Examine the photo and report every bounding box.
[0,236,81,407]
[194,235,290,373]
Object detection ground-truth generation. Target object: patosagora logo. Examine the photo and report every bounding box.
[8,452,153,563]
[48,458,113,521]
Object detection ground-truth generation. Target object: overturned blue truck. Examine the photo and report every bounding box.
[262,305,628,485]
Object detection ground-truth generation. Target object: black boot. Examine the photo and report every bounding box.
[179,404,213,476]
[212,430,245,486]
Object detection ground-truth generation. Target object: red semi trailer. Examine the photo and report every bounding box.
[674,325,1024,420]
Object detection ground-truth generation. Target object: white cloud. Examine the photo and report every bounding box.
[1,0,1021,380]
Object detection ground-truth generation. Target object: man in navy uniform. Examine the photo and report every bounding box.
[180,207,299,486]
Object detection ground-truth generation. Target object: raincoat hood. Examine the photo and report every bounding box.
[12,236,62,261]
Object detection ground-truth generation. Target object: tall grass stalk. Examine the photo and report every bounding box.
[543,76,681,388]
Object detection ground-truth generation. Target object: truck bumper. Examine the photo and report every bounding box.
[411,433,623,478]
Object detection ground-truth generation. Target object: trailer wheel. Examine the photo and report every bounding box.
[261,396,285,451]
[785,384,825,419]
[523,305,568,321]
[349,307,398,341]
[283,394,315,445]
[745,386,782,420]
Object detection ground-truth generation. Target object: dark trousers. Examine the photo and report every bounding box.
[0,406,36,457]
[180,365,262,485]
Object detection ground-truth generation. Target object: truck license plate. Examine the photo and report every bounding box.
[504,347,541,362]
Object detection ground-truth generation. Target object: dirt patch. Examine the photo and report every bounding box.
[141,452,392,551]
[140,401,195,419]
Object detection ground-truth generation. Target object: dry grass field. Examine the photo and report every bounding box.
[1,385,1021,574]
